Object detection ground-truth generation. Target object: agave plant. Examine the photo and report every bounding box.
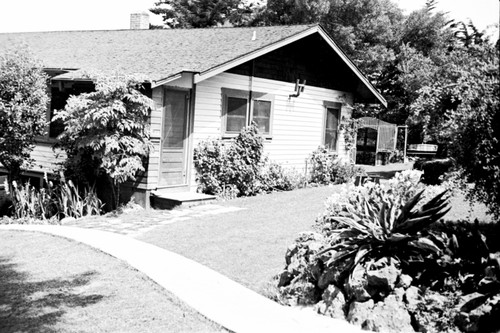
[317,189,452,279]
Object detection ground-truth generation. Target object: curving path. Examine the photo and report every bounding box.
[0,224,363,333]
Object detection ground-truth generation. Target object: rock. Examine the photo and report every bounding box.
[314,285,346,319]
[285,231,325,265]
[489,252,500,270]
[404,286,422,312]
[277,270,294,287]
[456,296,499,333]
[60,216,76,224]
[366,258,401,295]
[347,299,374,326]
[345,264,371,302]
[317,256,349,289]
[397,274,413,289]
[279,280,319,306]
[425,291,449,311]
[366,295,415,333]
[393,287,405,302]
[458,292,488,313]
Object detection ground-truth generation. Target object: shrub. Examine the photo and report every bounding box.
[308,146,366,185]
[259,162,304,192]
[193,139,231,195]
[55,74,154,209]
[194,124,266,197]
[414,158,454,185]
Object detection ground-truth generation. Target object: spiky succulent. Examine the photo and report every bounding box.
[317,189,451,277]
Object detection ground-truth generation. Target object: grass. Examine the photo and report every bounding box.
[0,230,226,333]
[137,185,348,293]
[136,182,492,296]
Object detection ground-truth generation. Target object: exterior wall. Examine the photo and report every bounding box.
[192,72,354,185]
[144,86,163,190]
[29,142,66,174]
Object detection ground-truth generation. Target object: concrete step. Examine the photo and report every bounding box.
[150,191,216,210]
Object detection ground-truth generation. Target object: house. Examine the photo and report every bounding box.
[0,21,386,207]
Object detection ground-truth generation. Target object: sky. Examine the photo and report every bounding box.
[0,0,498,35]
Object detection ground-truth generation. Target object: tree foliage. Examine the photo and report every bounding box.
[54,74,154,208]
[409,44,499,219]
[150,0,260,28]
[0,46,49,184]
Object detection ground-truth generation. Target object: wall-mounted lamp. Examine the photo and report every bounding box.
[289,79,306,99]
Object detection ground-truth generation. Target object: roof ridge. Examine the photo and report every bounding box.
[0,24,319,35]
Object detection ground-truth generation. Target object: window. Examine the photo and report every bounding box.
[324,102,341,151]
[222,88,273,137]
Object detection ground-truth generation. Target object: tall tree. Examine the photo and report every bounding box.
[408,44,499,218]
[150,0,259,28]
[0,46,49,185]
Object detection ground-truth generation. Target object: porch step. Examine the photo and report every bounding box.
[150,191,216,210]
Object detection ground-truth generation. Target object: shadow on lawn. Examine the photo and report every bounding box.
[0,257,105,333]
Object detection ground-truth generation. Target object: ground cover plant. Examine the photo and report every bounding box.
[274,170,499,332]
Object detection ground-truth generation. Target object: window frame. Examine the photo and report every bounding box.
[323,101,342,152]
[221,88,274,139]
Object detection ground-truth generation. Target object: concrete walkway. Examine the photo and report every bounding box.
[0,224,364,333]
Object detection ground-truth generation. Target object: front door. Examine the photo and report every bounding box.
[159,89,189,186]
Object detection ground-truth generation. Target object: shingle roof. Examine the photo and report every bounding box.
[0,24,387,106]
[0,25,316,83]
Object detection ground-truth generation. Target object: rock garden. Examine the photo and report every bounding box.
[273,170,499,333]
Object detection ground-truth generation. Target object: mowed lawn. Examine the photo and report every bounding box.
[0,230,226,333]
[137,184,492,295]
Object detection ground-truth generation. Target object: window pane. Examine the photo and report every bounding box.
[325,107,339,150]
[252,100,271,134]
[227,97,247,132]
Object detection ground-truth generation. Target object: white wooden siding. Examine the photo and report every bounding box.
[29,142,66,174]
[192,73,354,184]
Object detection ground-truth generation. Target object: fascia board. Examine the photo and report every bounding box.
[316,27,387,107]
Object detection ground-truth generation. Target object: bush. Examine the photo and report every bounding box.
[414,158,454,185]
[259,162,304,192]
[194,124,266,197]
[308,146,366,185]
[194,125,306,197]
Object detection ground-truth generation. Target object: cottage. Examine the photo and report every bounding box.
[0,22,386,207]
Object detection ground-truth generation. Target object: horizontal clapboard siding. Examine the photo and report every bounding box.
[29,142,66,174]
[193,72,353,175]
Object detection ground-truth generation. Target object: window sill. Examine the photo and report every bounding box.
[222,134,273,141]
[35,137,59,145]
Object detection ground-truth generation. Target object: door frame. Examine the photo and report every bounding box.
[158,87,192,188]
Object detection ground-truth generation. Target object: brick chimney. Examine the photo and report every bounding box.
[130,12,150,30]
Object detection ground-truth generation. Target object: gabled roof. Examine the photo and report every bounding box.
[0,25,386,106]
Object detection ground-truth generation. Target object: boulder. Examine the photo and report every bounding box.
[455,292,500,333]
[404,286,422,312]
[396,274,413,289]
[317,256,349,289]
[345,264,371,302]
[347,299,374,326]
[279,280,319,306]
[314,284,346,319]
[366,258,401,296]
[365,295,415,333]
